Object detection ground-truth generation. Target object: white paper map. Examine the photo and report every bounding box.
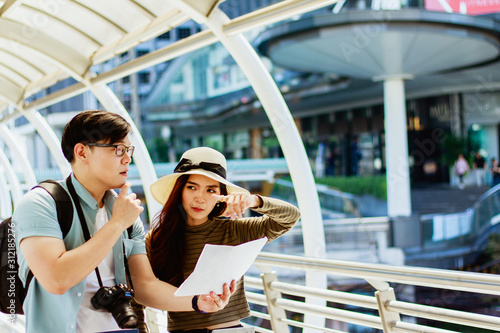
[174,237,268,296]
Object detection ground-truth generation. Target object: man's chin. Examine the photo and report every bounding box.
[111,179,128,190]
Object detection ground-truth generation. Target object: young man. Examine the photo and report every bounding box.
[13,110,235,333]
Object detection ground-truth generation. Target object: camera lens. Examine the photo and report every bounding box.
[91,285,138,328]
[110,302,138,328]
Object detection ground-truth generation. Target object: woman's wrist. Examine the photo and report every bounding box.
[192,295,206,313]
[251,195,263,209]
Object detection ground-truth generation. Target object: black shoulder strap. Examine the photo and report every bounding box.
[33,180,74,239]
[26,180,74,288]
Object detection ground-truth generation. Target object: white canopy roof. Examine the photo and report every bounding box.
[0,0,336,111]
[0,0,190,107]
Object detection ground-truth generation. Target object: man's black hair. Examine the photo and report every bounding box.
[61,110,132,163]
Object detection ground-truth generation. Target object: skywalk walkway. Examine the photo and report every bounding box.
[411,184,490,215]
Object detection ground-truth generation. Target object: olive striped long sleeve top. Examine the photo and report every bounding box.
[165,195,300,331]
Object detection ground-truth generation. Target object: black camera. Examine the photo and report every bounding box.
[91,284,138,328]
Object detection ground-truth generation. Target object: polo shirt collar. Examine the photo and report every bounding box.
[70,173,114,210]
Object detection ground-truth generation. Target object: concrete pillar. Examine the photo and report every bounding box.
[382,77,412,217]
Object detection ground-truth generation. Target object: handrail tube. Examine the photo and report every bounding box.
[323,222,389,230]
[244,276,264,289]
[253,326,272,333]
[326,224,388,230]
[279,318,347,333]
[388,300,500,331]
[284,222,389,235]
[255,252,500,295]
[323,216,390,224]
[269,280,379,309]
[393,321,459,333]
[275,298,383,329]
[278,225,389,236]
[249,311,271,321]
[245,291,268,307]
[472,185,500,208]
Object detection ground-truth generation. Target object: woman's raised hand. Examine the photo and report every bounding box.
[212,193,261,220]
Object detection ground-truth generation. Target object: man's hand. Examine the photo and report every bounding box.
[197,280,236,313]
[111,182,144,229]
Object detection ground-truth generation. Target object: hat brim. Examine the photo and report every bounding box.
[150,169,250,205]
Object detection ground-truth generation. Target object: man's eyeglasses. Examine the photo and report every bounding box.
[85,143,135,157]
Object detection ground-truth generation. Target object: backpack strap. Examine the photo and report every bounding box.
[33,180,74,238]
[25,181,74,289]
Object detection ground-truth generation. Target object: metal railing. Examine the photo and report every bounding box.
[248,252,500,332]
[139,214,499,332]
[143,250,500,333]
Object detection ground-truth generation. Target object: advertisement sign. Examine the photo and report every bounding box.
[425,0,500,15]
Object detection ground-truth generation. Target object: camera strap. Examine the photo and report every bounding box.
[66,175,133,290]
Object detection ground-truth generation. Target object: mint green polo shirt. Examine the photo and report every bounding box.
[13,174,146,333]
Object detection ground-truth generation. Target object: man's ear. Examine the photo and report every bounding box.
[73,143,88,163]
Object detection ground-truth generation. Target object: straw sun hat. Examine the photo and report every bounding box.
[150,147,249,205]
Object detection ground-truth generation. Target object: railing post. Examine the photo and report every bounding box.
[374,287,401,333]
[261,272,289,332]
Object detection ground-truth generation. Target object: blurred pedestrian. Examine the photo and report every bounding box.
[454,153,470,189]
[473,151,487,187]
[491,157,500,187]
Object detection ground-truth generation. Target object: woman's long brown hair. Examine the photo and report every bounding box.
[148,174,228,286]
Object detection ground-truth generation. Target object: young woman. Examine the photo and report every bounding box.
[145,147,301,332]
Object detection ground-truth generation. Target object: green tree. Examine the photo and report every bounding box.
[440,133,478,167]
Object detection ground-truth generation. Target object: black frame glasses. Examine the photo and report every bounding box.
[85,143,135,157]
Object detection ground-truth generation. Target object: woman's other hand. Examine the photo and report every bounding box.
[197,280,237,312]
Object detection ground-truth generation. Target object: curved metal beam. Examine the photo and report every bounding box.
[21,4,103,48]
[0,145,22,207]
[0,16,90,179]
[0,75,23,105]
[91,10,189,64]
[0,123,37,189]
[125,0,156,20]
[0,19,91,79]
[0,0,23,16]
[0,46,46,76]
[0,62,30,84]
[70,0,128,34]
[19,107,72,177]
[0,170,13,219]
